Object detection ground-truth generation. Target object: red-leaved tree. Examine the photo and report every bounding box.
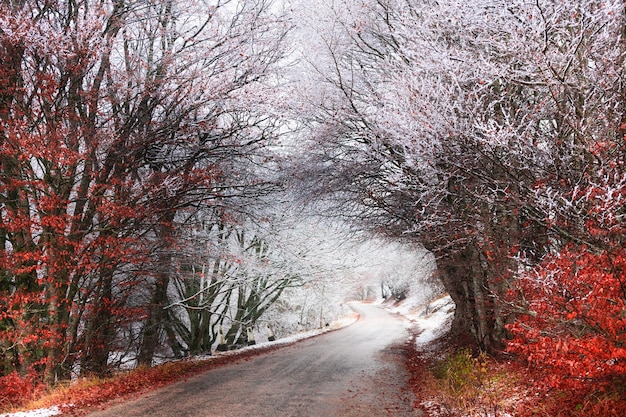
[0,0,290,387]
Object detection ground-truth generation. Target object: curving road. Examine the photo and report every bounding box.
[87,303,422,417]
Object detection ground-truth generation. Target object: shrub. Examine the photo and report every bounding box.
[432,348,489,395]
[0,371,37,409]
[506,245,626,392]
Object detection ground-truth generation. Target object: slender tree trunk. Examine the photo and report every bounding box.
[138,217,175,366]
[137,254,171,366]
[81,265,115,377]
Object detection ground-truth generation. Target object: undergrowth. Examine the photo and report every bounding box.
[406,336,626,417]
[0,371,41,411]
[0,360,214,415]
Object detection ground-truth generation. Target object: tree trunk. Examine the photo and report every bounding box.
[436,243,508,352]
[81,265,115,377]
[137,255,171,366]
[138,218,175,366]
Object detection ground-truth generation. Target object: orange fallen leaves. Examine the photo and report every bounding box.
[4,345,283,416]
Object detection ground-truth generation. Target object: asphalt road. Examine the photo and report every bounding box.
[87,303,422,417]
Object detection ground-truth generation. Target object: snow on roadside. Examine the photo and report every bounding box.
[0,406,61,417]
[390,295,519,417]
[412,295,454,346]
[387,293,455,347]
[205,311,359,359]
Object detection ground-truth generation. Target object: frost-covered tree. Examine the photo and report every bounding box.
[290,0,626,352]
[161,211,302,356]
[379,247,437,302]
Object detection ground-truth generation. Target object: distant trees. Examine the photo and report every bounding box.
[292,0,626,364]
[0,0,291,382]
[379,248,436,301]
[146,208,301,359]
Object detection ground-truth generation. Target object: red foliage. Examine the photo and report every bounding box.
[0,371,39,409]
[507,244,626,391]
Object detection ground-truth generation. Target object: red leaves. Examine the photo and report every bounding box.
[506,245,626,392]
[0,371,39,409]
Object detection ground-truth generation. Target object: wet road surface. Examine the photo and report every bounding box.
[87,303,422,417]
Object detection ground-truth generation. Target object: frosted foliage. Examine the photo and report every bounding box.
[285,0,626,355]
[367,0,623,155]
[293,0,625,247]
[379,247,438,302]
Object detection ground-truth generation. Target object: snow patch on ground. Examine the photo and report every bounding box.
[382,293,423,316]
[0,406,61,417]
[412,295,454,346]
[387,293,455,347]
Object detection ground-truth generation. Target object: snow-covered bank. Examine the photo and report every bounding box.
[387,295,519,417]
[204,309,360,360]
[412,295,455,346]
[386,293,455,347]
